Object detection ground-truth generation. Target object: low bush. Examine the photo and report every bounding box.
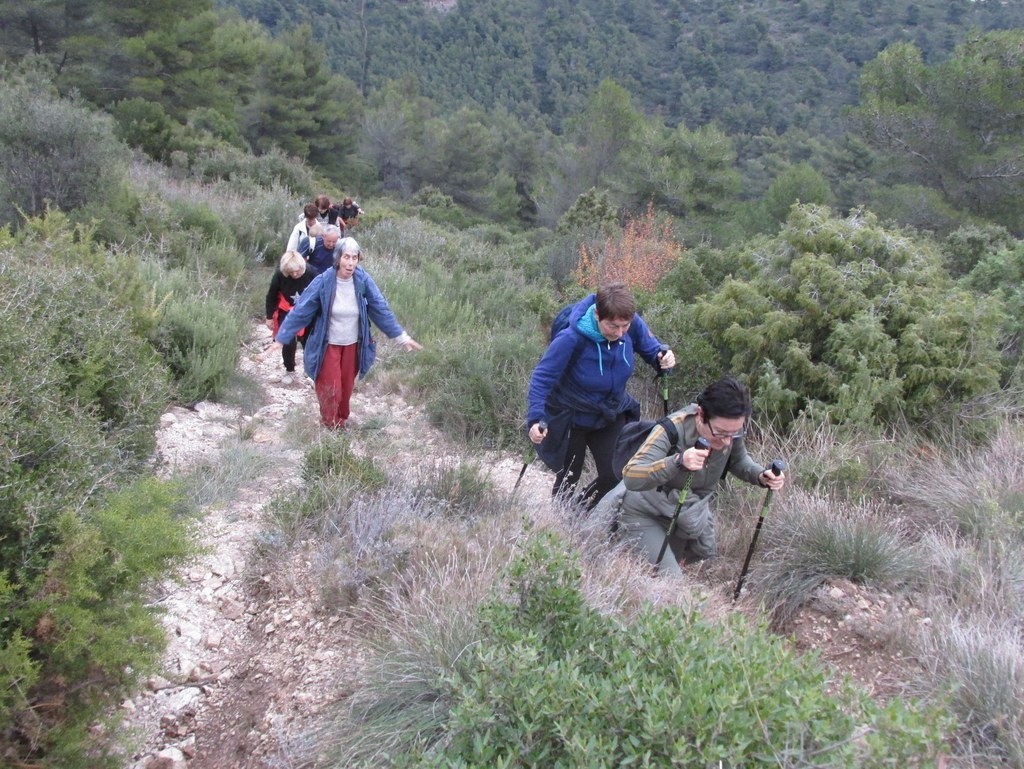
[323,531,949,768]
[260,434,390,551]
[0,82,128,228]
[0,228,172,575]
[301,433,389,489]
[413,459,502,518]
[413,332,536,449]
[150,295,244,402]
[749,491,921,628]
[189,145,315,191]
[3,478,194,767]
[689,205,1006,432]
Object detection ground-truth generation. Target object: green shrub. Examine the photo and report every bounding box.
[325,531,949,768]
[693,205,1006,431]
[0,226,172,577]
[189,145,315,191]
[258,435,390,549]
[150,296,244,402]
[301,434,389,488]
[0,577,38,731]
[0,82,128,228]
[414,332,537,449]
[110,97,179,162]
[169,198,233,243]
[3,478,193,767]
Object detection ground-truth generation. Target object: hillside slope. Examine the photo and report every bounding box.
[118,319,922,768]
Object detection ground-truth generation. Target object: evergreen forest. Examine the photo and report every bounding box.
[2,0,1024,766]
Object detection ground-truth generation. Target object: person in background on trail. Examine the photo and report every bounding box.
[286,204,320,255]
[265,251,318,385]
[306,224,343,274]
[275,237,422,430]
[603,376,786,577]
[338,197,364,228]
[526,282,676,508]
[313,194,344,229]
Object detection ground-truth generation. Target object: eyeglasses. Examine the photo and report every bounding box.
[706,420,747,440]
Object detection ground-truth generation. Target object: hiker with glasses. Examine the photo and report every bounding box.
[607,376,785,576]
[526,282,675,509]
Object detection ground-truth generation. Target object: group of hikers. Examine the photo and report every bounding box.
[266,204,785,576]
[266,195,420,426]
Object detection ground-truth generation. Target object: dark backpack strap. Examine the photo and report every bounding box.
[657,416,679,454]
[652,417,680,493]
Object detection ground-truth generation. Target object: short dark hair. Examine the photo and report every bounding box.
[304,203,318,219]
[595,282,636,321]
[696,376,751,421]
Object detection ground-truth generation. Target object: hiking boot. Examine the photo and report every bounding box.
[281,372,294,385]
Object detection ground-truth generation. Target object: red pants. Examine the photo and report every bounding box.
[315,343,358,428]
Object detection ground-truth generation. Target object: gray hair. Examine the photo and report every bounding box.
[322,224,343,239]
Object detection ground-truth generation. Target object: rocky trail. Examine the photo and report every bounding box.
[119,321,552,768]
[118,321,916,769]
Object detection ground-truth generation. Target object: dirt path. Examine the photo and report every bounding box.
[119,321,551,769]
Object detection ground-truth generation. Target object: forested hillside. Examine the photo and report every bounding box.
[225,0,1024,134]
[6,0,1024,236]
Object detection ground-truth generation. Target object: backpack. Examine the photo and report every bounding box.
[549,302,590,370]
[611,416,679,482]
[550,303,575,341]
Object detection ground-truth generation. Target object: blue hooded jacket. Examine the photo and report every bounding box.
[526,294,665,469]
[275,265,406,382]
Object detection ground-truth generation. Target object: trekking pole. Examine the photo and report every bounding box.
[513,420,546,493]
[656,344,670,418]
[654,436,711,574]
[732,460,786,601]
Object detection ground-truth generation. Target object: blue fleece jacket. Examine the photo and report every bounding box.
[526,294,665,431]
[275,265,406,382]
[306,236,340,274]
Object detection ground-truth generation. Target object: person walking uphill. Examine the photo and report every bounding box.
[265,250,318,385]
[526,282,675,508]
[275,237,422,429]
[306,224,343,274]
[611,376,785,576]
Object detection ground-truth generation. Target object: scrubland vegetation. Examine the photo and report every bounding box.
[2,0,1024,765]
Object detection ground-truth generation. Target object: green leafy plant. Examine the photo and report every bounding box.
[690,205,1005,431]
[150,296,244,402]
[323,531,949,768]
[3,479,193,766]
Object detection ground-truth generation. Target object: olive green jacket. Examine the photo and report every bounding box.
[620,404,765,520]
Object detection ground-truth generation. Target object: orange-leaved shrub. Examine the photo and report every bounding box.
[573,203,682,294]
